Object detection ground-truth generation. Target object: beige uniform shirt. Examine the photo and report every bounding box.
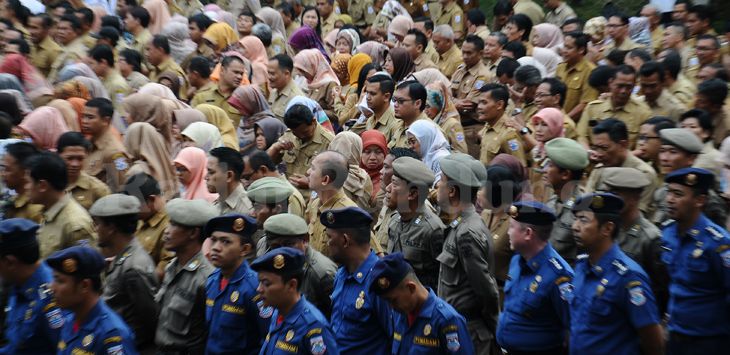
[425,42,440,65]
[102,70,131,118]
[710,107,730,147]
[602,38,644,56]
[278,124,335,179]
[321,13,337,37]
[473,26,490,42]
[587,155,658,214]
[481,209,511,283]
[351,106,400,142]
[639,90,686,122]
[38,195,97,259]
[577,97,653,148]
[668,75,697,107]
[347,0,376,27]
[387,208,445,290]
[413,54,438,72]
[48,37,88,83]
[307,190,357,256]
[513,0,545,26]
[30,36,62,77]
[190,83,242,127]
[555,58,598,115]
[129,29,152,59]
[483,57,502,81]
[479,115,527,166]
[544,2,576,27]
[436,115,468,153]
[136,211,173,266]
[149,57,190,100]
[5,193,43,223]
[268,80,306,120]
[67,172,111,210]
[616,216,668,309]
[434,1,464,36]
[333,86,359,125]
[694,141,723,178]
[388,113,429,149]
[306,81,337,121]
[437,45,464,80]
[213,183,253,216]
[450,61,492,124]
[86,128,130,192]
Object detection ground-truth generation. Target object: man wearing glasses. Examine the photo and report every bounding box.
[601,14,644,57]
[388,80,429,149]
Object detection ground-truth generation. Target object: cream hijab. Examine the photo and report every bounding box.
[123,122,178,200]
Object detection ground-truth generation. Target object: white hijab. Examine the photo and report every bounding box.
[406,120,450,175]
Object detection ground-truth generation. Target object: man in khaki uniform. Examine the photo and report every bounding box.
[267,54,305,120]
[48,14,89,82]
[641,5,664,56]
[451,35,492,158]
[482,32,507,80]
[351,73,400,142]
[26,153,96,259]
[659,49,696,107]
[124,6,153,58]
[207,147,253,215]
[317,0,337,35]
[602,14,644,56]
[190,56,246,126]
[83,98,129,192]
[89,44,131,118]
[544,0,577,27]
[242,150,307,218]
[433,0,464,39]
[638,61,686,122]
[28,13,62,77]
[465,8,489,42]
[577,65,652,149]
[413,17,441,64]
[146,35,190,100]
[556,32,598,120]
[694,79,730,147]
[389,81,430,148]
[512,0,544,26]
[585,119,658,215]
[154,198,218,354]
[2,142,43,222]
[123,173,172,268]
[433,25,463,79]
[477,83,526,166]
[58,132,111,211]
[346,0,376,28]
[403,29,438,72]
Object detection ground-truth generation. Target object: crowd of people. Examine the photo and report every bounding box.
[0,0,729,354]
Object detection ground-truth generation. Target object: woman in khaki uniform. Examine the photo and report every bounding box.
[334,53,373,125]
[293,49,340,122]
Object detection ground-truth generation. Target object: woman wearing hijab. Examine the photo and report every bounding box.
[124,122,178,200]
[324,29,339,56]
[17,107,69,151]
[238,36,269,84]
[528,108,565,202]
[360,130,387,199]
[331,53,352,89]
[161,22,197,64]
[293,49,340,121]
[406,120,450,177]
[328,131,374,209]
[0,53,54,105]
[356,41,388,66]
[143,0,172,35]
[384,47,415,82]
[56,63,98,83]
[173,146,218,203]
[289,26,330,62]
[137,82,189,110]
[46,99,82,132]
[171,108,205,156]
[253,117,287,151]
[193,104,239,150]
[203,22,239,58]
[532,23,564,54]
[424,82,467,153]
[122,94,173,148]
[334,53,372,126]
[0,74,33,111]
[387,15,414,46]
[370,0,409,40]
[335,28,360,55]
[526,48,561,78]
[227,85,275,152]
[256,7,290,56]
[182,121,224,151]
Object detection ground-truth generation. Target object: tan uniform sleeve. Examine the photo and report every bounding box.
[500,132,527,167]
[334,91,360,125]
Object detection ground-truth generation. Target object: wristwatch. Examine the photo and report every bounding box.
[519,127,531,136]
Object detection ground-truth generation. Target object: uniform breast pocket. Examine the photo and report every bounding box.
[403,242,427,268]
[342,299,372,326]
[587,298,612,321]
[282,151,297,164]
[567,76,583,91]
[166,293,195,335]
[686,256,709,273]
[436,249,460,287]
[519,294,543,314]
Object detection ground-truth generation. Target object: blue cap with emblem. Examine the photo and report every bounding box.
[0,218,39,250]
[665,167,714,194]
[204,214,257,241]
[320,207,373,229]
[250,247,305,276]
[507,201,557,226]
[46,246,105,278]
[571,192,624,215]
[369,253,413,295]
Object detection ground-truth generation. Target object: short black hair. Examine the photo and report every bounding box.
[276,2,296,20]
[366,74,395,96]
[26,152,68,191]
[97,214,139,234]
[507,14,533,41]
[189,13,214,31]
[605,49,627,66]
[592,118,628,143]
[221,55,244,69]
[595,213,622,240]
[388,147,419,160]
[541,77,567,107]
[89,44,115,67]
[514,65,542,86]
[466,8,486,26]
[464,34,485,51]
[496,57,520,79]
[8,38,29,55]
[660,49,681,80]
[356,63,377,96]
[493,0,512,16]
[696,34,720,49]
[565,31,589,55]
[413,16,433,32]
[643,116,676,134]
[98,26,120,47]
[59,14,81,32]
[100,15,122,31]
[119,48,143,72]
[406,28,428,53]
[188,56,212,78]
[611,64,636,80]
[697,79,729,106]
[680,109,713,138]
[627,48,652,63]
[7,0,30,25]
[74,7,94,27]
[479,83,509,107]
[30,13,54,29]
[57,131,92,153]
[151,35,170,54]
[0,237,39,264]
[0,112,12,139]
[395,80,427,111]
[688,4,712,22]
[284,104,314,129]
[561,18,584,31]
[609,14,630,25]
[247,149,277,171]
[343,225,371,245]
[86,97,114,119]
[238,10,257,22]
[129,7,150,28]
[504,40,526,59]
[588,65,617,90]
[122,173,161,202]
[5,142,38,168]
[300,6,321,37]
[210,147,244,179]
[271,54,293,73]
[0,93,22,125]
[639,61,665,82]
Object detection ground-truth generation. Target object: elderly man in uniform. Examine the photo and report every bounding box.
[324,207,393,353]
[661,168,730,355]
[570,192,664,355]
[496,201,573,354]
[386,157,445,290]
[482,32,507,79]
[477,83,526,166]
[204,214,269,354]
[48,246,137,355]
[83,98,129,191]
[433,25,463,79]
[154,198,218,354]
[207,147,252,216]
[0,219,65,354]
[435,154,499,354]
[252,247,339,354]
[370,253,474,354]
[89,194,159,353]
[264,213,337,318]
[267,54,306,120]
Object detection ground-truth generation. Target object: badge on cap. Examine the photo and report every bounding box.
[508,205,518,218]
[286,330,294,341]
[686,173,697,186]
[326,212,335,224]
[230,291,239,303]
[378,277,390,289]
[62,259,77,273]
[82,334,94,347]
[273,254,285,269]
[592,195,604,209]
[233,218,245,232]
[424,324,432,336]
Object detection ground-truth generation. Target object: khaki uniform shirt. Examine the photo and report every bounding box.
[483,57,502,81]
[351,106,399,142]
[306,81,337,121]
[48,37,88,82]
[149,57,189,100]
[450,61,492,124]
[333,85,359,125]
[66,172,111,210]
[401,0,431,20]
[190,83,242,127]
[155,251,212,352]
[301,246,337,318]
[30,36,62,77]
[473,25,490,42]
[286,22,300,38]
[434,1,464,36]
[321,13,337,37]
[694,141,723,178]
[102,70,130,117]
[80,33,97,50]
[347,0,376,27]
[214,184,253,216]
[103,238,159,349]
[425,41,440,65]
[437,44,463,80]
[136,211,173,266]
[481,209,510,283]
[126,71,151,92]
[479,114,526,166]
[650,26,664,55]
[577,97,652,148]
[387,208,446,290]
[129,29,152,59]
[181,44,216,73]
[388,113,429,149]
[639,90,686,122]
[544,2,576,27]
[555,58,598,115]
[617,216,668,310]
[268,80,306,120]
[38,195,96,259]
[436,115,468,153]
[668,75,696,107]
[278,123,335,180]
[306,190,357,256]
[86,128,130,192]
[546,182,584,265]
[587,154,658,214]
[513,0,545,26]
[4,192,43,223]
[602,38,644,55]
[711,107,730,147]
[413,53,438,72]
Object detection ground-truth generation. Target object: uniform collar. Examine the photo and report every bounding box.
[588,244,620,276]
[466,60,486,76]
[154,57,176,72]
[78,300,105,332]
[318,189,348,212]
[67,172,93,191]
[277,80,297,99]
[44,194,71,222]
[346,251,378,283]
[374,106,396,126]
[522,243,552,273]
[144,210,167,229]
[228,258,253,283]
[223,184,246,208]
[682,214,710,241]
[485,113,508,130]
[417,289,438,319]
[182,251,207,271]
[92,128,116,148]
[624,215,644,237]
[16,263,51,301]
[440,44,459,61]
[39,36,59,50]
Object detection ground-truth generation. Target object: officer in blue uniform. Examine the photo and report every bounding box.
[0,219,65,354]
[661,168,730,354]
[570,193,664,355]
[47,246,138,355]
[205,214,270,355]
[369,252,474,354]
[252,247,339,355]
[496,201,573,354]
[323,207,393,353]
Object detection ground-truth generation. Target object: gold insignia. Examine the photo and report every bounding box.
[378,277,390,289]
[692,248,703,258]
[356,272,363,279]
[600,278,608,285]
[596,285,605,296]
[230,291,239,303]
[286,330,294,341]
[686,173,697,186]
[233,218,245,232]
[535,275,542,282]
[62,259,77,273]
[82,335,93,347]
[591,195,604,209]
[355,297,364,309]
[273,254,285,269]
[529,281,538,293]
[424,324,432,336]
[326,211,335,224]
[508,205,519,218]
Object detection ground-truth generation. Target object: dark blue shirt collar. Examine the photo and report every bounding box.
[418,289,438,319]
[589,244,620,277]
[346,251,378,284]
[520,244,552,273]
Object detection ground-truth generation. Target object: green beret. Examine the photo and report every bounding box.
[449,152,487,182]
[545,138,589,171]
[264,213,309,237]
[89,194,140,217]
[392,157,435,187]
[247,177,294,204]
[166,198,219,227]
[601,167,650,190]
[439,155,481,187]
[660,128,703,154]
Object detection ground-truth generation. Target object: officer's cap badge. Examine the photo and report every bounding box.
[326,212,335,224]
[378,277,390,289]
[591,195,604,209]
[82,335,93,347]
[508,205,518,218]
[686,173,697,186]
[62,258,77,273]
[233,218,245,232]
[273,254,285,269]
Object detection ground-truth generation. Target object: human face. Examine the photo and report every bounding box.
[124,13,139,32]
[502,22,523,42]
[1,154,25,190]
[431,33,451,55]
[335,37,351,54]
[257,270,288,309]
[316,0,332,18]
[507,219,529,252]
[685,13,705,36]
[402,34,419,59]
[483,35,503,61]
[406,133,422,157]
[93,218,117,254]
[118,56,133,76]
[672,3,687,22]
[50,272,83,309]
[385,175,410,210]
[222,60,246,87]
[608,72,635,107]
[534,83,559,109]
[380,154,395,187]
[189,22,203,43]
[561,22,579,34]
[635,124,662,162]
[694,93,715,112]
[362,145,385,171]
[571,211,601,249]
[255,126,267,150]
[533,119,555,143]
[267,59,288,90]
[658,144,693,174]
[380,283,417,314]
[477,91,504,123]
[88,57,107,78]
[252,202,275,228]
[82,106,108,137]
[205,157,228,194]
[146,41,164,66]
[290,121,315,141]
[162,222,195,252]
[435,173,453,210]
[302,9,318,29]
[590,132,624,167]
[662,27,682,49]
[561,36,582,64]
[27,16,47,44]
[306,154,325,190]
[175,163,193,186]
[639,72,663,103]
[59,146,86,181]
[55,20,76,45]
[696,66,719,82]
[461,42,481,67]
[606,16,627,41]
[365,81,389,112]
[695,39,719,66]
[237,15,254,36]
[665,183,701,221]
[384,53,395,76]
[241,157,264,186]
[680,117,710,142]
[543,160,564,188]
[393,87,419,120]
[209,231,247,268]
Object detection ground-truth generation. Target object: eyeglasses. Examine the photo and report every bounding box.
[392,97,414,106]
[241,171,255,180]
[637,134,661,141]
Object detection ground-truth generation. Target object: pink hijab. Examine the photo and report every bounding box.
[388,15,414,38]
[531,107,565,154]
[238,36,269,86]
[18,107,70,151]
[143,0,172,35]
[533,23,564,53]
[294,49,340,89]
[173,146,218,203]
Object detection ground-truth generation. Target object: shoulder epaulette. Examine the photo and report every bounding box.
[548,257,564,272]
[576,253,589,261]
[612,259,628,275]
[661,219,676,229]
[706,225,726,241]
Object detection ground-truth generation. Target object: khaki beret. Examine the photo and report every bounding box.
[392,157,435,187]
[439,155,481,187]
[89,194,140,217]
[247,177,294,204]
[449,152,487,182]
[660,128,703,154]
[264,213,309,237]
[600,167,651,190]
[166,198,219,227]
[545,138,589,170]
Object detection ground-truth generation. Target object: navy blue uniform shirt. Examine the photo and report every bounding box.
[259,296,338,354]
[57,299,138,355]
